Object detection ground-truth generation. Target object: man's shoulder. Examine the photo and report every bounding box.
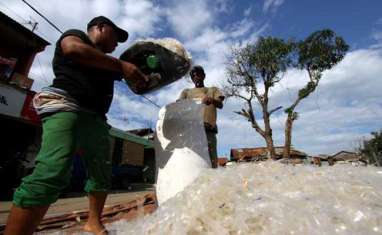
[206,86,221,92]
[57,29,89,44]
[181,88,191,93]
[63,29,85,34]
[62,29,86,38]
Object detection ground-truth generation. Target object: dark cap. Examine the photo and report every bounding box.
[87,16,128,42]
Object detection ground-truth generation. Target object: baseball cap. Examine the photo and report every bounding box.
[87,16,129,42]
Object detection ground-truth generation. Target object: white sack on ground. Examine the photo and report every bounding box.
[109,161,382,235]
[154,100,211,205]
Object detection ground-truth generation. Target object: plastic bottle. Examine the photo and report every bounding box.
[146,54,159,69]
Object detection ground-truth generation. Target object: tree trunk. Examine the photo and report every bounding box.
[261,85,276,160]
[372,152,381,167]
[265,134,276,159]
[283,114,293,158]
[263,111,276,159]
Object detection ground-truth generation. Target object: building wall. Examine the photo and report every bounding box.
[121,140,145,166]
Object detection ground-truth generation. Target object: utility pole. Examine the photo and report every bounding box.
[24,19,38,32]
[22,0,63,34]
[31,21,38,32]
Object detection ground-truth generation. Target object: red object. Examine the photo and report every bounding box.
[218,158,228,167]
[21,91,41,125]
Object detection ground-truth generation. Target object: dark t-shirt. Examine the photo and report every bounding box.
[51,29,122,116]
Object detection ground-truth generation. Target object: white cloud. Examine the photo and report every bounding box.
[112,87,160,120]
[244,7,252,17]
[185,28,227,52]
[119,0,163,38]
[165,0,213,39]
[263,0,285,13]
[28,55,54,90]
[371,31,382,49]
[91,0,121,17]
[214,0,232,13]
[182,17,261,87]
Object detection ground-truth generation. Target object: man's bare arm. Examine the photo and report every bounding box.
[60,36,148,83]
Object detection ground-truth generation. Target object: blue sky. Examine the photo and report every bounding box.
[267,1,382,48]
[1,0,382,157]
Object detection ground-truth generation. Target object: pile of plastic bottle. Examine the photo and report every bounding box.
[112,161,382,234]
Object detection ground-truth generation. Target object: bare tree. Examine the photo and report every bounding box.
[283,29,349,158]
[224,37,293,159]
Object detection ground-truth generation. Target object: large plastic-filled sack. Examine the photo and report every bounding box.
[120,38,192,94]
[154,100,211,205]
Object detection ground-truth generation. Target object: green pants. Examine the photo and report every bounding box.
[206,130,218,168]
[13,111,111,207]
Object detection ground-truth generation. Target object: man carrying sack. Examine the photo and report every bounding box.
[4,16,148,235]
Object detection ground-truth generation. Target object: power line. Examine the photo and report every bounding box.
[121,81,161,109]
[22,0,63,34]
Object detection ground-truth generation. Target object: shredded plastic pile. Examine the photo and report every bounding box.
[135,38,192,61]
[109,162,382,235]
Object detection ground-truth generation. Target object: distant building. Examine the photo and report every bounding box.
[70,128,155,192]
[331,151,367,166]
[0,11,49,90]
[128,128,155,140]
[230,147,307,163]
[0,11,50,200]
[0,11,50,124]
[310,154,335,166]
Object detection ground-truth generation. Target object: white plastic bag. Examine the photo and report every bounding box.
[155,100,211,205]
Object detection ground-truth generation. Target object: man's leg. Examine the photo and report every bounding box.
[84,192,108,235]
[206,130,218,168]
[79,113,112,234]
[4,112,78,235]
[4,205,49,235]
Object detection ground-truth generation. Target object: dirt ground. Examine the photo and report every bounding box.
[0,190,153,226]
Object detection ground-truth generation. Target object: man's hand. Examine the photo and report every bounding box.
[202,95,224,108]
[202,96,213,105]
[120,61,149,91]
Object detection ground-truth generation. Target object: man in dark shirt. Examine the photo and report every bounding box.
[4,16,148,235]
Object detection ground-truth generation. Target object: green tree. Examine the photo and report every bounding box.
[360,130,382,166]
[283,29,349,158]
[224,37,294,159]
